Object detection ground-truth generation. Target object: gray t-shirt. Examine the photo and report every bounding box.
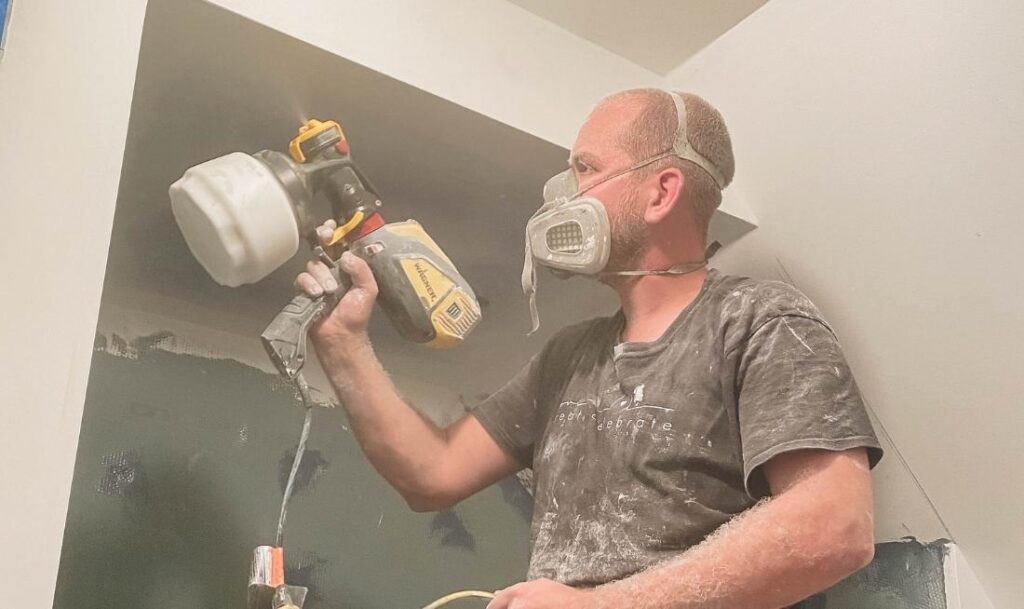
[472,269,882,586]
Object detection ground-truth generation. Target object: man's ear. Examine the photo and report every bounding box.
[644,166,686,225]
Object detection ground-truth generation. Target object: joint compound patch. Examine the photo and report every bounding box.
[96,449,148,497]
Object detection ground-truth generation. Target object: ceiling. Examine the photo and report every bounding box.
[507,0,768,75]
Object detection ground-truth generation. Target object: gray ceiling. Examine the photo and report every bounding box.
[103,0,618,386]
[508,0,769,75]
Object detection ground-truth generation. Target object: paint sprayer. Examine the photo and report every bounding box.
[169,120,491,608]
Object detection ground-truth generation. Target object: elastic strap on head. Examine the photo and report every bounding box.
[668,92,726,190]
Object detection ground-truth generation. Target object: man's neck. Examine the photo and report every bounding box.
[612,267,709,344]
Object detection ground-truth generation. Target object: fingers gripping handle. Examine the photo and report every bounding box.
[261,253,350,379]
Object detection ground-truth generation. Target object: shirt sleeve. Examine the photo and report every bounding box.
[471,352,545,469]
[735,314,883,497]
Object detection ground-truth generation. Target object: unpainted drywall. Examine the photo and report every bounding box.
[664,0,1019,605]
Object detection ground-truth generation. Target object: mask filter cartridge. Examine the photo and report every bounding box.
[546,221,585,254]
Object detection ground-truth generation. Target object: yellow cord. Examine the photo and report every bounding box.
[421,590,496,609]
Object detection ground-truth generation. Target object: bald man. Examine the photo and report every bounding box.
[296,89,882,609]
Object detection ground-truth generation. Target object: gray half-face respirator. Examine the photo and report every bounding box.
[521,91,728,334]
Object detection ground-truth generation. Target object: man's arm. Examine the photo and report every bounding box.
[298,222,519,512]
[317,335,519,511]
[487,447,874,609]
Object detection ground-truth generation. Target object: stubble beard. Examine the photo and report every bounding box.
[600,184,649,286]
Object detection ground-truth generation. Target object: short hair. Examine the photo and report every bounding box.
[601,89,735,241]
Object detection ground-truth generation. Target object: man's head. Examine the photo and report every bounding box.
[569,89,734,272]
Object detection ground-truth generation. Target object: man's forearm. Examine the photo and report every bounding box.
[316,334,449,506]
[591,482,874,609]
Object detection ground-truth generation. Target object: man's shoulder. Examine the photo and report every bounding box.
[706,269,830,349]
[710,270,823,319]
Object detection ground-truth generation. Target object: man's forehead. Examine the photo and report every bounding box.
[570,98,642,163]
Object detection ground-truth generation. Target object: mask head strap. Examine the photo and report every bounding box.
[571,150,675,199]
[668,92,727,190]
[542,92,724,205]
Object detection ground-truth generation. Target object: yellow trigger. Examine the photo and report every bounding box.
[329,210,366,246]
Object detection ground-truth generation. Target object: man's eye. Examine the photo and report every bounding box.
[575,161,594,174]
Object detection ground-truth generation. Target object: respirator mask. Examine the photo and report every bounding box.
[521,91,728,333]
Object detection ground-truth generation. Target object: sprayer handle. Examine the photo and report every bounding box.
[260,293,330,379]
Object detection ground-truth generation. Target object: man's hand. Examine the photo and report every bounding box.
[486,579,594,609]
[289,219,519,513]
[293,219,379,346]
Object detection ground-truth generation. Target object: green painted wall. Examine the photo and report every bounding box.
[54,338,531,609]
[799,540,948,609]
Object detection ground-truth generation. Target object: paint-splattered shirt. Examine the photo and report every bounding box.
[472,268,883,586]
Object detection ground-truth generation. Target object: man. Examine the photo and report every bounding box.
[295,89,882,609]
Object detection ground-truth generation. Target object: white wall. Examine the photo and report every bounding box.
[665,1,1021,605]
[946,544,996,609]
[0,0,148,603]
